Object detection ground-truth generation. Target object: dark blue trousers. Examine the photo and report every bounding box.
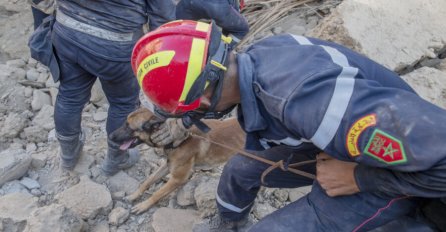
[52,30,139,137]
[217,146,434,231]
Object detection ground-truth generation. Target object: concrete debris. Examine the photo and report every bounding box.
[0,149,32,186]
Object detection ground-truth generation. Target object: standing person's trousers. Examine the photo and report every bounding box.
[52,30,139,137]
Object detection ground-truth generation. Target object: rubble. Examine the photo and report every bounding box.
[1,0,445,231]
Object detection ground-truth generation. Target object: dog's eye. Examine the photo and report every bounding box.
[142,121,152,131]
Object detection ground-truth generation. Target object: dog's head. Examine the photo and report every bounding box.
[109,108,165,150]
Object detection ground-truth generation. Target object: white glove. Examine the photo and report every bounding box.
[150,118,189,147]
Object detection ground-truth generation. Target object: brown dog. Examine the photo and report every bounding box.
[109,107,245,214]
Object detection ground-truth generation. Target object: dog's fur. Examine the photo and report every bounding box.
[110,108,245,214]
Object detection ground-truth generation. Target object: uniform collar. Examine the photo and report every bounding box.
[236,53,267,132]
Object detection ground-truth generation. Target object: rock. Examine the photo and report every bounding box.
[111,191,126,200]
[73,154,95,175]
[26,69,40,81]
[37,72,49,83]
[56,176,112,219]
[90,222,110,232]
[24,87,33,97]
[2,86,29,113]
[20,177,40,190]
[24,204,87,232]
[49,87,58,106]
[309,0,446,71]
[32,104,55,131]
[31,89,52,111]
[0,193,38,231]
[107,171,139,195]
[6,59,26,69]
[438,59,446,71]
[108,207,129,226]
[24,126,49,143]
[253,202,276,220]
[0,112,28,139]
[288,186,312,202]
[45,76,59,88]
[30,189,42,197]
[1,180,30,195]
[0,149,32,186]
[401,67,446,109]
[93,111,108,122]
[26,143,37,152]
[31,152,48,169]
[152,208,200,232]
[194,177,219,217]
[90,80,107,106]
[177,178,198,206]
[273,189,289,202]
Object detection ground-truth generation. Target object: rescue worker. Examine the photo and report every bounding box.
[48,1,175,175]
[29,0,54,29]
[176,0,248,40]
[133,20,446,231]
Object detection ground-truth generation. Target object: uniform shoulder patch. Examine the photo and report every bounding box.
[364,129,407,164]
[346,114,377,157]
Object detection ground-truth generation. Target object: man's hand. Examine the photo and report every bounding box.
[316,153,360,197]
[150,118,189,147]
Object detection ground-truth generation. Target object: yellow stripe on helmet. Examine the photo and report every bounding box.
[196,21,210,32]
[136,50,176,87]
[179,38,206,102]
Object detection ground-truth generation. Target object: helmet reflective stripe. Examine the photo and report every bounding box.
[179,38,207,103]
[196,21,210,32]
[136,51,175,87]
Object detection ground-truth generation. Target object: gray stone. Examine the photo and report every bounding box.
[0,193,38,231]
[273,189,289,202]
[309,0,446,71]
[26,69,40,81]
[26,143,37,153]
[90,80,107,106]
[31,152,48,169]
[0,112,28,139]
[108,207,129,226]
[401,67,446,109]
[32,104,55,131]
[288,186,312,202]
[6,59,26,69]
[194,177,219,217]
[30,189,42,197]
[45,75,59,88]
[24,87,33,97]
[73,154,95,175]
[31,89,51,111]
[24,126,49,143]
[20,177,40,190]
[107,171,139,195]
[90,222,110,232]
[253,202,276,220]
[0,149,32,186]
[152,208,200,232]
[177,178,198,206]
[1,180,29,195]
[24,204,87,232]
[56,176,113,219]
[93,111,108,122]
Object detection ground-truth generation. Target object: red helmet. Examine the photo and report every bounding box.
[132,20,232,115]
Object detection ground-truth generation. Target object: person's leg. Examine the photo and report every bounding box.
[52,33,95,169]
[217,146,318,220]
[250,181,431,232]
[76,52,140,176]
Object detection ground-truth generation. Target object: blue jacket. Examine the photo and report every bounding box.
[237,34,446,198]
[54,0,175,61]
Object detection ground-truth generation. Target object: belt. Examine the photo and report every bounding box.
[56,10,135,42]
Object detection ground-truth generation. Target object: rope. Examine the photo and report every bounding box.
[190,133,316,184]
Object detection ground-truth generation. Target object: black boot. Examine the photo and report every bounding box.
[56,131,85,170]
[101,138,140,176]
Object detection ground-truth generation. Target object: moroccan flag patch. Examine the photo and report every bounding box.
[364,129,407,164]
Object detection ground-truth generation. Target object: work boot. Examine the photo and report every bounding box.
[101,138,140,176]
[192,214,253,232]
[56,130,85,170]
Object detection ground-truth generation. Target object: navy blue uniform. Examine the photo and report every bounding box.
[52,0,175,137]
[217,34,444,231]
[176,0,249,40]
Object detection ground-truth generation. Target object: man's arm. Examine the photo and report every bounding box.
[146,0,176,30]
